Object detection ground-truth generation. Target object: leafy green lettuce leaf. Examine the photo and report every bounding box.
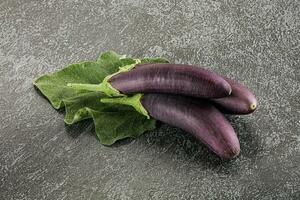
[34,51,168,145]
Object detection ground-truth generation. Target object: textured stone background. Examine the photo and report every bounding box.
[0,0,299,199]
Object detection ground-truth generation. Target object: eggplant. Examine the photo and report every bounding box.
[109,63,232,98]
[211,77,257,114]
[141,93,240,159]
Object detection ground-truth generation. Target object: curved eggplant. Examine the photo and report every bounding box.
[211,77,257,114]
[141,93,240,159]
[110,63,232,98]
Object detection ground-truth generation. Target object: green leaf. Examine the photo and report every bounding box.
[140,57,170,64]
[63,92,156,145]
[34,62,108,109]
[96,51,136,74]
[34,51,167,145]
[88,107,156,145]
[63,92,107,124]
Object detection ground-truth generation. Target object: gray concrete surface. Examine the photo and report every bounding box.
[0,0,299,199]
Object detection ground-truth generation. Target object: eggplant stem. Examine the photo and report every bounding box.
[250,103,257,110]
[66,83,103,92]
[66,60,141,97]
[66,82,123,97]
[101,94,150,119]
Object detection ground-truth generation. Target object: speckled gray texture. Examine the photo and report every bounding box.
[0,0,299,199]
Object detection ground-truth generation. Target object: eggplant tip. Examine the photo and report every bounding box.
[231,148,240,158]
[250,103,257,110]
[220,144,240,159]
[225,147,240,159]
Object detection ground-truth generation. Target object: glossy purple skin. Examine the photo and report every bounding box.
[110,63,232,98]
[211,77,258,114]
[142,93,240,159]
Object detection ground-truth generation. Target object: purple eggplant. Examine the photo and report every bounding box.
[141,93,240,159]
[110,63,232,98]
[211,78,257,114]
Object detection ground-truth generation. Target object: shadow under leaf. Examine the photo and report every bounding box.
[64,119,94,138]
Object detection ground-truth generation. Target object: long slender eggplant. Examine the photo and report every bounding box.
[211,77,257,114]
[141,93,240,159]
[110,63,232,98]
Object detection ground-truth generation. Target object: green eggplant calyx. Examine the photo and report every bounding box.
[100,93,150,119]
